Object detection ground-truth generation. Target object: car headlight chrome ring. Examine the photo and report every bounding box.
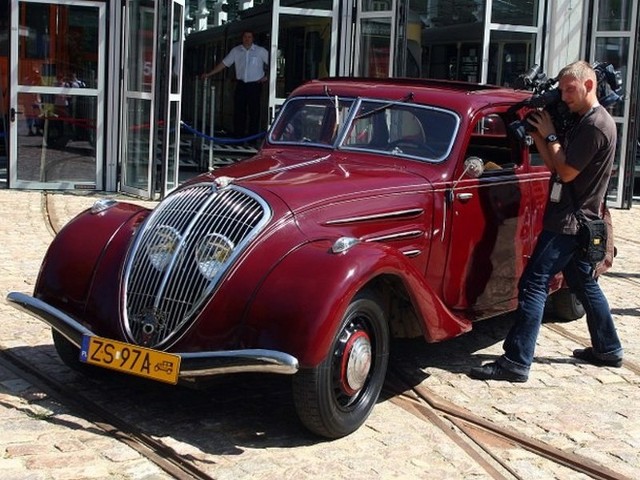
[195,233,235,280]
[146,225,182,272]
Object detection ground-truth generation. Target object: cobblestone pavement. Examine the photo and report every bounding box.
[1,190,639,479]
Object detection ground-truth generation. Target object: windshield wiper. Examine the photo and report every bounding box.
[353,92,415,120]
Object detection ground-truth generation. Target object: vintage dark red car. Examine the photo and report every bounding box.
[8,78,583,438]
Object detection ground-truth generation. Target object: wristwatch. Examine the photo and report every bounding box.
[545,133,559,144]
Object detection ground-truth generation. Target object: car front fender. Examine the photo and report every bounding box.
[243,239,471,367]
[34,202,151,322]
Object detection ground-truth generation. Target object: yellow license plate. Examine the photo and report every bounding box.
[80,335,181,385]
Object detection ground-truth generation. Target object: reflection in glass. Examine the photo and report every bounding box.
[416,0,484,80]
[597,0,631,31]
[492,0,538,26]
[361,0,392,11]
[16,92,97,183]
[358,19,392,77]
[281,0,332,8]
[128,2,156,93]
[595,37,628,117]
[167,102,179,191]
[125,98,152,190]
[276,15,332,97]
[15,3,99,186]
[607,122,622,200]
[488,31,535,87]
[171,3,183,95]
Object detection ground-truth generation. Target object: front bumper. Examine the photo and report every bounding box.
[7,292,299,379]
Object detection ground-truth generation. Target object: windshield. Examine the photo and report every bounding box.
[269,95,459,162]
[269,97,355,146]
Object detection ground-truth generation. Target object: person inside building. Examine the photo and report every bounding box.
[201,30,269,141]
[469,60,624,382]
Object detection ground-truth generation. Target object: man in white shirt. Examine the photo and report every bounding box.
[203,30,269,139]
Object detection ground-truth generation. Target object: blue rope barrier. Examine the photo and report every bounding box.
[180,121,266,144]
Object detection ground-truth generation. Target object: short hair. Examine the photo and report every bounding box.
[557,60,596,83]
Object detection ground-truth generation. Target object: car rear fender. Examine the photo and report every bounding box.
[243,239,471,367]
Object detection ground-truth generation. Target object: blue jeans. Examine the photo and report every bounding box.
[498,230,623,376]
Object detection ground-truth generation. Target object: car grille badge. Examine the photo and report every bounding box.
[136,308,167,346]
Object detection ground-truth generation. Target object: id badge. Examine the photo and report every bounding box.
[550,181,563,203]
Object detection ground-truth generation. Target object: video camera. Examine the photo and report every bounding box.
[509,62,623,142]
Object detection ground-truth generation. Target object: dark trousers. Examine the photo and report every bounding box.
[498,229,623,375]
[234,80,262,138]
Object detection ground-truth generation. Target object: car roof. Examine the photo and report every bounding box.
[290,77,531,114]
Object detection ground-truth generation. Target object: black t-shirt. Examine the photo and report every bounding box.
[543,105,616,234]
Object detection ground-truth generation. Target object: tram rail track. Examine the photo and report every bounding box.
[385,368,632,480]
[0,346,215,480]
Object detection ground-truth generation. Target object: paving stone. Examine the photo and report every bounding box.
[0,190,638,479]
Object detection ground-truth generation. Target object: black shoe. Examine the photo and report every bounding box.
[469,362,528,382]
[572,348,622,368]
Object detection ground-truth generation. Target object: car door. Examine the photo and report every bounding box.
[442,110,534,318]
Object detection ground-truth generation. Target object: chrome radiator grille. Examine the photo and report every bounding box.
[123,184,270,347]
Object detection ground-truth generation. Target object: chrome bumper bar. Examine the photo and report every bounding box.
[6,292,299,378]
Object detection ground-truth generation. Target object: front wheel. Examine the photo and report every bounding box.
[292,289,389,438]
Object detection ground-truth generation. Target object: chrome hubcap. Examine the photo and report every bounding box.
[342,331,372,395]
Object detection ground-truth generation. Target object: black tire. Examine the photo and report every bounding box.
[292,289,389,438]
[549,288,585,321]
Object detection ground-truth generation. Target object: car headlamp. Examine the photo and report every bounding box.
[146,226,181,271]
[195,233,235,280]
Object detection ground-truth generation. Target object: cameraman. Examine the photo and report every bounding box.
[470,60,623,382]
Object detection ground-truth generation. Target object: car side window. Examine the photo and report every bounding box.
[465,114,520,173]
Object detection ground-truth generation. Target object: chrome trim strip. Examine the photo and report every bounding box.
[401,249,422,257]
[325,208,424,225]
[7,292,299,377]
[365,229,424,243]
[180,350,298,377]
[7,292,92,348]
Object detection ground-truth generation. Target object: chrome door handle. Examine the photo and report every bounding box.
[457,192,473,201]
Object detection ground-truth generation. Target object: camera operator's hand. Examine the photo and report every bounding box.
[527,110,556,139]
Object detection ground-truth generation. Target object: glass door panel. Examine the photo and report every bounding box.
[354,0,396,78]
[269,1,338,124]
[121,2,155,197]
[10,0,104,189]
[591,0,637,208]
[162,0,184,195]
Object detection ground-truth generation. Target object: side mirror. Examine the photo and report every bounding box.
[463,156,484,179]
[446,156,485,204]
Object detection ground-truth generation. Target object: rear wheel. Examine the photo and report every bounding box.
[548,288,585,321]
[292,289,389,438]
